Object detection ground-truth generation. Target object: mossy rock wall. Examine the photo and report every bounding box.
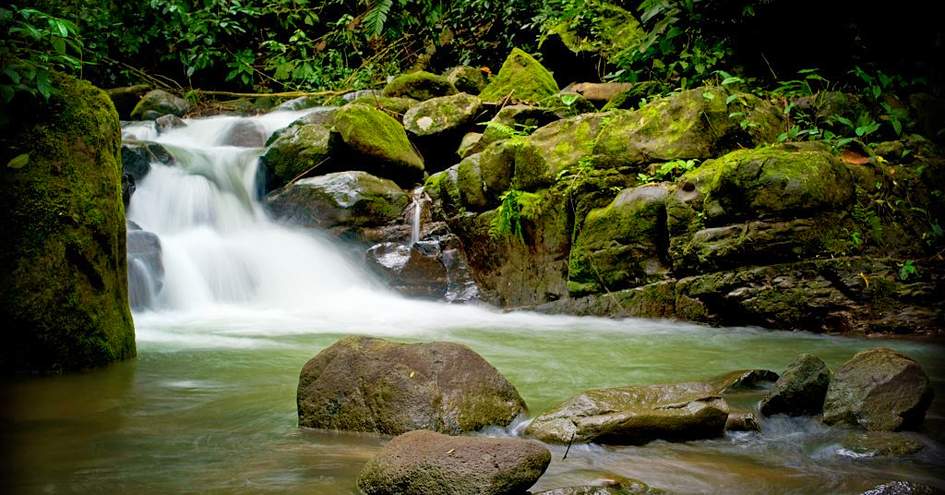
[0,74,136,373]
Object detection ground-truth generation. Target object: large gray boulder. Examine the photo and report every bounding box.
[297,336,526,435]
[760,354,831,417]
[266,171,407,239]
[357,430,550,495]
[823,348,933,431]
[130,89,190,119]
[525,382,729,444]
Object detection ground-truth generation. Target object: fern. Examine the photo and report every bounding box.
[490,189,525,241]
[364,0,393,37]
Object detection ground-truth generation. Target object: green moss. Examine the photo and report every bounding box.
[382,71,457,101]
[1,73,136,373]
[333,103,425,185]
[479,48,560,105]
[513,112,607,190]
[546,1,645,62]
[349,95,418,118]
[261,123,334,191]
[403,93,481,137]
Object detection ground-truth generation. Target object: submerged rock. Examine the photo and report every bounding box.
[525,382,729,444]
[1,73,135,372]
[382,71,457,101]
[130,89,190,119]
[823,348,933,431]
[840,431,925,457]
[760,354,831,417]
[154,114,186,134]
[121,140,175,182]
[297,336,526,435]
[332,103,425,186]
[357,429,550,495]
[725,412,760,432]
[479,48,560,105]
[220,119,266,147]
[266,171,407,239]
[535,476,666,495]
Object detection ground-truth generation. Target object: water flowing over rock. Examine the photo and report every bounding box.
[525,382,729,444]
[297,336,527,435]
[1,73,135,372]
[725,412,760,432]
[220,119,266,147]
[534,477,666,495]
[130,89,190,120]
[823,348,933,431]
[155,114,186,134]
[357,430,550,495]
[122,140,175,183]
[860,481,942,495]
[760,354,831,417]
[366,242,449,299]
[127,228,164,310]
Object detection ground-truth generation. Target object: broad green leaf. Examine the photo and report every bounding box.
[7,153,29,169]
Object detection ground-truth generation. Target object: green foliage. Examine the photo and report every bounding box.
[636,158,697,183]
[898,260,918,281]
[0,5,83,102]
[490,189,526,241]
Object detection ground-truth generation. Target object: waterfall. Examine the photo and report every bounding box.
[409,187,426,246]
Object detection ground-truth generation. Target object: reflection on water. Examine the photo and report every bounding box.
[3,325,943,495]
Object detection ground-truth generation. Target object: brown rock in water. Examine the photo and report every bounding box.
[357,430,550,495]
[297,336,526,435]
[760,354,831,417]
[725,412,760,432]
[366,243,449,299]
[823,348,933,431]
[710,369,779,394]
[525,382,729,444]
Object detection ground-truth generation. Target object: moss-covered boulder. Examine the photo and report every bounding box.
[349,95,418,119]
[426,139,518,214]
[404,93,481,137]
[445,65,489,95]
[760,354,831,417]
[479,48,560,105]
[106,84,151,119]
[542,1,645,66]
[260,123,334,191]
[266,171,407,240]
[357,430,550,495]
[382,71,457,101]
[130,89,190,120]
[297,336,527,435]
[525,382,729,444]
[593,88,783,169]
[514,112,608,190]
[601,81,667,111]
[479,104,559,150]
[823,348,933,431]
[568,184,671,296]
[1,74,136,373]
[332,103,425,186]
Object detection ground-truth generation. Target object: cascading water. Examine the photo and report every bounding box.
[409,187,426,246]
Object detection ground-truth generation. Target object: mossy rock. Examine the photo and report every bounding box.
[357,430,550,495]
[593,87,784,169]
[525,382,730,444]
[457,132,483,158]
[478,104,559,150]
[332,103,425,186]
[349,95,418,119]
[297,336,527,435]
[106,84,151,119]
[673,145,854,227]
[427,140,518,215]
[601,81,668,111]
[260,123,335,192]
[266,171,408,234]
[542,1,645,65]
[382,71,457,101]
[760,354,831,417]
[514,112,608,190]
[265,107,337,146]
[1,73,136,373]
[568,184,671,296]
[130,89,190,119]
[445,66,489,95]
[479,48,560,105]
[823,348,933,431]
[403,93,482,137]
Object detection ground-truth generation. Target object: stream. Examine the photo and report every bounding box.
[2,110,943,494]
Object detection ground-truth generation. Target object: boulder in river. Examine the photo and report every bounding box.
[534,477,666,495]
[759,354,831,417]
[365,242,449,299]
[260,123,334,191]
[840,431,925,457]
[297,336,526,435]
[130,89,190,119]
[332,103,425,186]
[127,229,164,310]
[154,114,186,134]
[266,171,407,240]
[822,348,933,431]
[220,119,266,147]
[121,140,175,182]
[1,73,135,372]
[710,369,779,394]
[525,382,729,444]
[357,429,550,495]
[382,71,457,101]
[725,412,760,432]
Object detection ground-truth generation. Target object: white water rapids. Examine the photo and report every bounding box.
[122,109,649,346]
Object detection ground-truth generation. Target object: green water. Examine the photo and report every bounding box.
[3,321,944,494]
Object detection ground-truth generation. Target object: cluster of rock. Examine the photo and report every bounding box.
[295,336,934,494]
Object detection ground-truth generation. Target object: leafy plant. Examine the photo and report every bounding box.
[0,5,83,102]
[637,158,696,183]
[898,260,918,281]
[490,189,526,241]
